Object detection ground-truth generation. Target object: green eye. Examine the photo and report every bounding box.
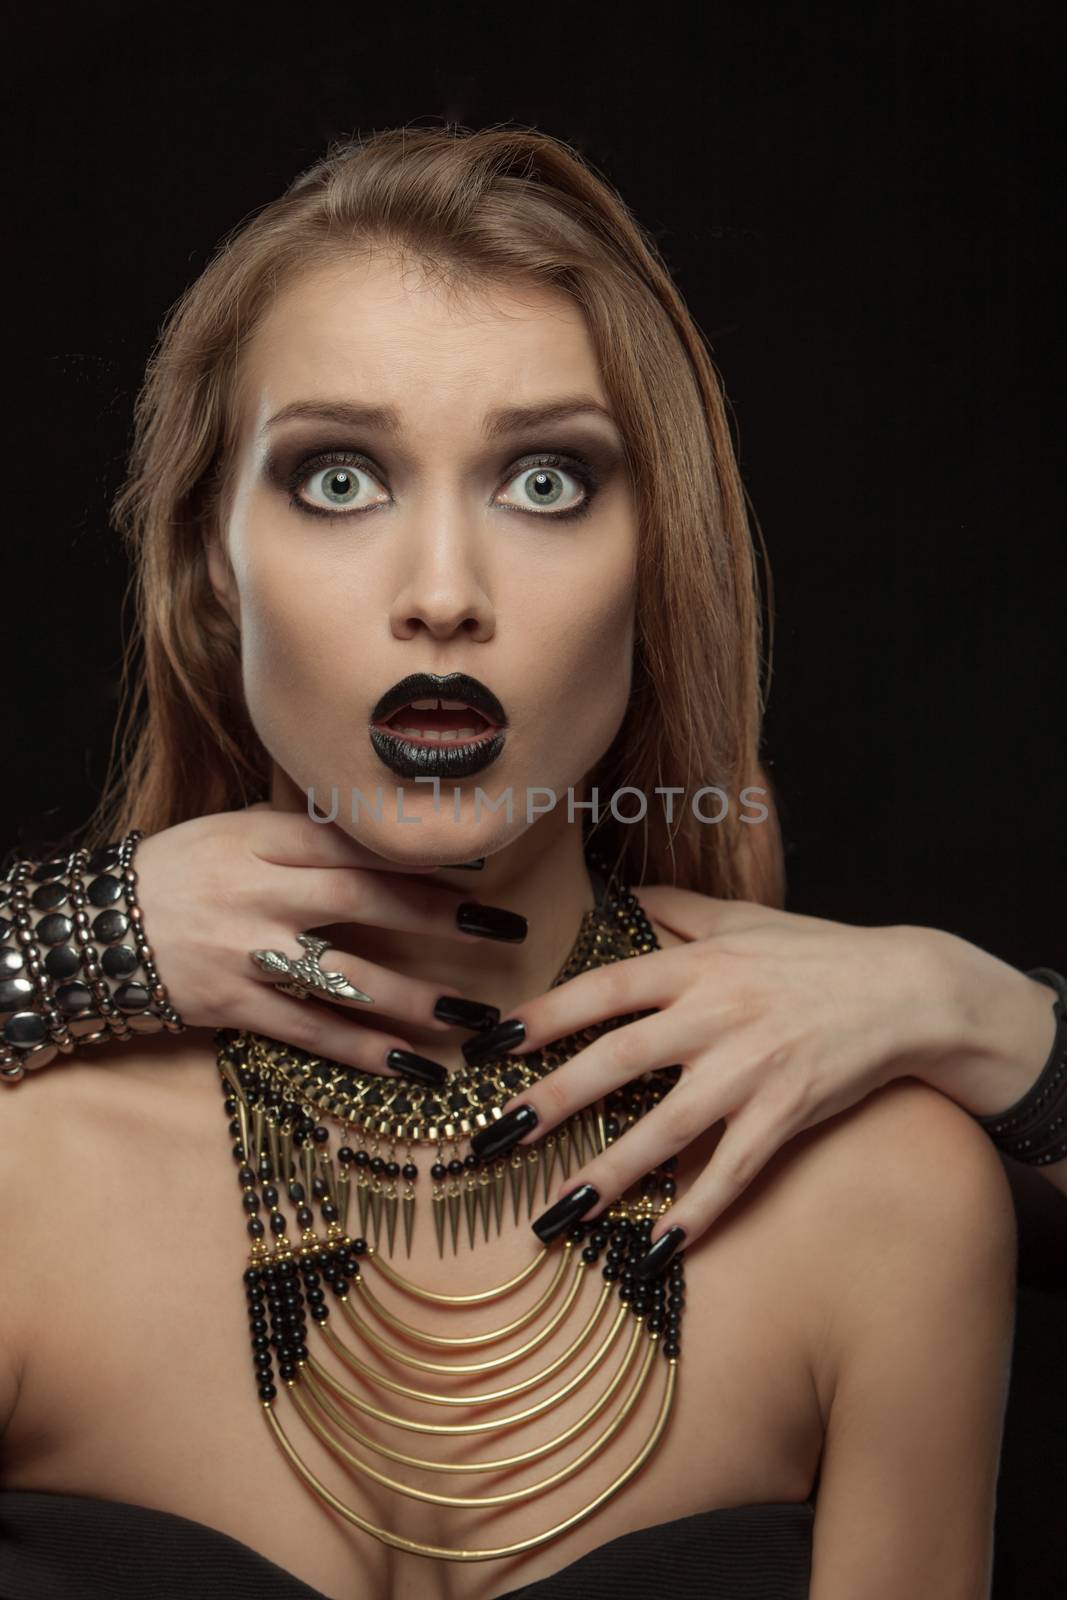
[502,465,570,511]
[316,466,362,505]
[495,455,598,521]
[287,452,390,518]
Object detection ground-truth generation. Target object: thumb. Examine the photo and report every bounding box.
[635,884,757,942]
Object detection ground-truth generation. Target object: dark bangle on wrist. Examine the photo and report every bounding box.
[973,967,1067,1165]
[1,828,185,1084]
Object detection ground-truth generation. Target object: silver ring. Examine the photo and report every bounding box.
[249,932,374,1005]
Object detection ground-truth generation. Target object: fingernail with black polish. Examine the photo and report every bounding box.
[384,1048,448,1088]
[433,995,501,1030]
[461,1017,526,1067]
[470,1102,539,1160]
[632,1225,687,1281]
[452,858,485,870]
[456,902,528,943]
[531,1183,600,1244]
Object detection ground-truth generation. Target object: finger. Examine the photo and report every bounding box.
[248,941,466,1029]
[640,1102,795,1250]
[495,950,678,1053]
[498,1008,694,1137]
[528,1095,792,1257]
[248,808,443,872]
[247,984,446,1078]
[529,1077,713,1230]
[280,867,501,945]
[638,887,820,945]
[634,885,763,942]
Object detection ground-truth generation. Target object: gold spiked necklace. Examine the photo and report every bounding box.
[216,848,686,1562]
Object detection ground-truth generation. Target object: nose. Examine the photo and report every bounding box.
[388,515,495,644]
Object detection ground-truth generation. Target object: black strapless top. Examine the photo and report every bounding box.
[0,1490,815,1598]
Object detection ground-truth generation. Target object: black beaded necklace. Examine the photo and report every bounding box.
[216,848,687,1563]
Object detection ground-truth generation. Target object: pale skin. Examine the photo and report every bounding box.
[0,251,1039,1596]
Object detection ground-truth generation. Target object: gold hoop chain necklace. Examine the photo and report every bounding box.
[216,849,687,1562]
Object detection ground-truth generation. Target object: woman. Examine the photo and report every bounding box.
[0,124,1058,1600]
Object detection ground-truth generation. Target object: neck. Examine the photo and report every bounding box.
[267,773,600,1065]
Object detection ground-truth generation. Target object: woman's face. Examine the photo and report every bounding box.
[207,252,638,860]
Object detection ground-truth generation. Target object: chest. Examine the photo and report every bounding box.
[3,1080,822,1600]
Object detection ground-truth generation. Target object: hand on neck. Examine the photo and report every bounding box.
[267,769,600,1057]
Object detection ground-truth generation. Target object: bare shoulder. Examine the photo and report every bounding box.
[0,1028,219,1165]
[0,1031,220,1439]
[786,1075,1016,1239]
[771,1089,1018,1594]
[771,1078,1017,1419]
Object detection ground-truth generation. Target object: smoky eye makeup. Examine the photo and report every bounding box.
[260,432,627,522]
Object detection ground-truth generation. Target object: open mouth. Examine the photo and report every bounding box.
[376,698,498,745]
[369,671,508,779]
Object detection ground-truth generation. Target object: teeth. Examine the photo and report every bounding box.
[407,697,473,711]
[393,727,483,741]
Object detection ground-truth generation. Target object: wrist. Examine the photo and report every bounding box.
[1,831,184,1085]
[902,925,1059,1117]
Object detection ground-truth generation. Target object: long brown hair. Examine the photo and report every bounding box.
[77,122,784,906]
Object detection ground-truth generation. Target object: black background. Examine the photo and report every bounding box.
[3,2,1064,1593]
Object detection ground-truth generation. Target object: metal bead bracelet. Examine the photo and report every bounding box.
[0,828,185,1084]
[974,967,1067,1165]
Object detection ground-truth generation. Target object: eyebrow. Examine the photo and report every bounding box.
[259,396,620,441]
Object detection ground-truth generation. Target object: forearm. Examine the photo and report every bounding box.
[904,926,1067,1198]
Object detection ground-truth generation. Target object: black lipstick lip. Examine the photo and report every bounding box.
[370,672,509,731]
[369,725,506,780]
